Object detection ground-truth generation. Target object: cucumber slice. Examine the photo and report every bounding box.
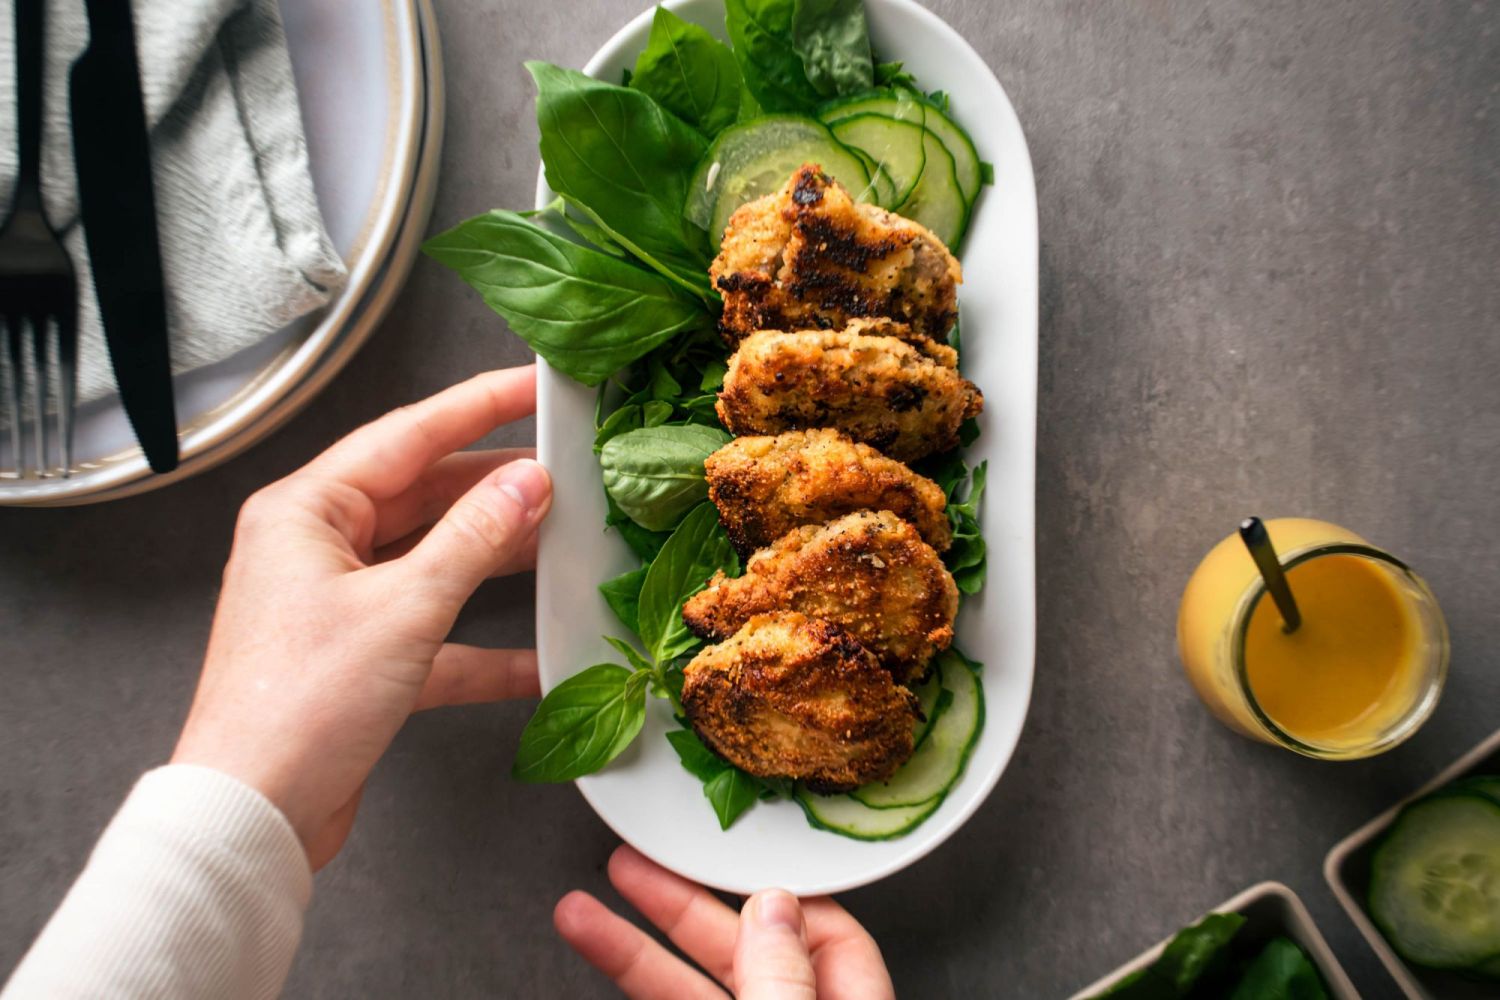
[895,129,968,248]
[794,785,941,841]
[828,113,925,209]
[829,113,968,246]
[852,650,983,809]
[822,90,983,203]
[846,146,898,206]
[685,115,873,245]
[1448,776,1500,806]
[909,658,945,747]
[1369,793,1500,969]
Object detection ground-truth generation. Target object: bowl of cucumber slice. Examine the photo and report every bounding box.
[1325,728,1500,998]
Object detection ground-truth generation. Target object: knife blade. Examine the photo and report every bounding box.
[69,0,178,473]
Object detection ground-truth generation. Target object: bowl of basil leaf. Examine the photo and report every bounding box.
[1069,882,1360,1000]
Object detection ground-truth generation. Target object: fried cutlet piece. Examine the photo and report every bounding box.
[711,164,962,345]
[706,428,952,555]
[681,510,958,683]
[716,320,983,463]
[682,612,918,792]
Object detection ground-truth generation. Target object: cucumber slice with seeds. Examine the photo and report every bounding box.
[822,89,984,203]
[829,113,925,209]
[828,113,968,246]
[1369,793,1500,969]
[852,650,982,809]
[686,115,873,245]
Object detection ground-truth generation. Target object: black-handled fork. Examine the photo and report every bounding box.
[0,0,77,478]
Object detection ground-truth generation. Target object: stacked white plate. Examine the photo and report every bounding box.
[0,0,443,506]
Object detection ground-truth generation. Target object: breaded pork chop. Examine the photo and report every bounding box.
[681,510,958,683]
[716,320,983,463]
[682,612,918,792]
[711,164,961,345]
[706,428,951,555]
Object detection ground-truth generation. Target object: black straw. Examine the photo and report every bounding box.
[1239,517,1302,634]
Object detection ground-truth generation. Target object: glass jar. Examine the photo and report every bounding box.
[1177,518,1448,759]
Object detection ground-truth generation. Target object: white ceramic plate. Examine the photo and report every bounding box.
[535,0,1038,895]
[2,0,432,506]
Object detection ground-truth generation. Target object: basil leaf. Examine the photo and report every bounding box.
[603,635,654,674]
[704,767,761,829]
[599,567,648,635]
[1092,913,1245,999]
[724,0,822,112]
[937,459,987,595]
[737,81,764,122]
[979,160,996,186]
[649,359,684,400]
[1228,938,1328,1000]
[528,62,709,268]
[666,729,761,829]
[666,727,725,782]
[950,460,987,519]
[595,403,643,453]
[630,7,743,137]
[423,211,707,386]
[637,503,739,662]
[791,0,873,97]
[606,492,673,562]
[699,360,727,391]
[874,60,916,88]
[642,400,674,427]
[601,425,732,532]
[512,664,648,783]
[559,194,716,301]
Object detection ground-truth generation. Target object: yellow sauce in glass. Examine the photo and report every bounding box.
[1243,553,1420,745]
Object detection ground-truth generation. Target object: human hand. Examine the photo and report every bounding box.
[172,366,551,869]
[554,846,895,1000]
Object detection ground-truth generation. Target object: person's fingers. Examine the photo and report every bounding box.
[393,458,552,604]
[305,366,536,499]
[607,845,739,986]
[413,646,540,711]
[554,891,729,1000]
[373,517,540,577]
[802,897,896,1000]
[733,891,817,1000]
[371,447,535,549]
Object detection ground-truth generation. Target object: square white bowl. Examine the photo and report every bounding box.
[1067,881,1360,1000]
[1324,728,1500,999]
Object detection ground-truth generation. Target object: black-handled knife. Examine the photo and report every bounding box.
[69,0,178,473]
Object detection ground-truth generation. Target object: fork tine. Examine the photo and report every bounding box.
[56,310,76,478]
[26,314,47,476]
[4,315,22,477]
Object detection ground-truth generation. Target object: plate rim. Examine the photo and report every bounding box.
[536,0,1038,895]
[2,0,429,506]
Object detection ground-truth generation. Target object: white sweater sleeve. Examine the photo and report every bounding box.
[2,765,313,1000]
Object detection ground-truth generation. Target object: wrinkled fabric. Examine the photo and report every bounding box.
[0,0,347,403]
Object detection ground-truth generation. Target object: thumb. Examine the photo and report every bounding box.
[400,458,552,603]
[734,891,816,1000]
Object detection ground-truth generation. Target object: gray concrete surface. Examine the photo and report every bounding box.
[3,0,1498,996]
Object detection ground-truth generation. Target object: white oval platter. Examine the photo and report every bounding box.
[535,0,1037,895]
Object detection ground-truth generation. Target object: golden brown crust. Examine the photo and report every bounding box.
[681,611,918,792]
[716,322,984,463]
[681,510,958,683]
[711,164,962,345]
[706,428,952,555]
